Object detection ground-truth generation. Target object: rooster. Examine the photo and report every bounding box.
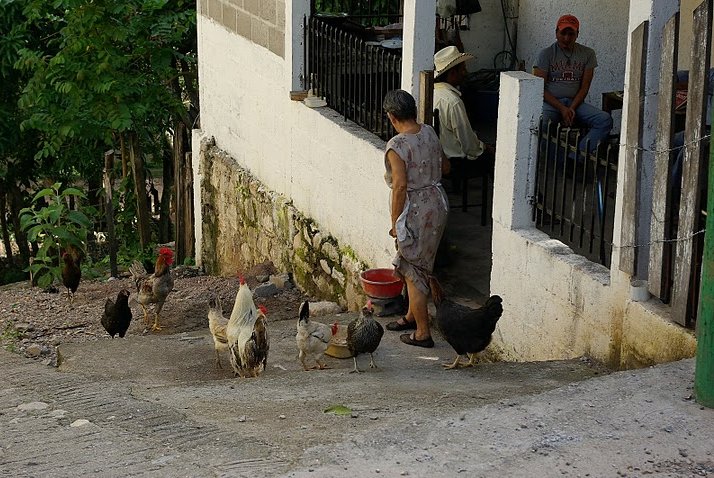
[430,277,503,370]
[129,247,174,331]
[207,295,229,369]
[296,301,338,371]
[61,247,82,304]
[226,277,270,378]
[346,300,384,373]
[101,289,132,338]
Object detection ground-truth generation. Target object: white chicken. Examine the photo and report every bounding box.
[296,301,338,371]
[226,277,269,378]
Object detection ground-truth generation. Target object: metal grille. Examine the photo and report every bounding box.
[305,16,402,141]
[533,121,618,267]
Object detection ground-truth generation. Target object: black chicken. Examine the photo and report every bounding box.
[101,289,133,338]
[61,248,82,304]
[346,301,384,373]
[430,277,503,370]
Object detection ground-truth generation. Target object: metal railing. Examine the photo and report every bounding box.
[533,121,619,268]
[305,16,402,141]
[311,0,402,26]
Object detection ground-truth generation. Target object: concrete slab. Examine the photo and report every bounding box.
[0,314,629,477]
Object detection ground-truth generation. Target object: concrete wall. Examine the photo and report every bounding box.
[196,138,369,310]
[194,13,395,283]
[197,0,286,58]
[489,71,697,369]
[516,0,630,108]
[458,0,516,71]
[194,0,698,367]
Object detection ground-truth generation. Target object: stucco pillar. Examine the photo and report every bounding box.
[492,71,543,230]
[401,1,436,102]
[286,0,310,91]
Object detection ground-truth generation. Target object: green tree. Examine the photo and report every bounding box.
[5,0,198,274]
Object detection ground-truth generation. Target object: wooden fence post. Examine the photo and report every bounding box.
[619,21,648,276]
[649,13,679,300]
[418,70,434,126]
[103,150,118,278]
[672,0,712,323]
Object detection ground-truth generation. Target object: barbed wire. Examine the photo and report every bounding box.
[608,228,707,250]
[528,126,711,155]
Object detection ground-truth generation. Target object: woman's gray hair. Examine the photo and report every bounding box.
[383,89,417,121]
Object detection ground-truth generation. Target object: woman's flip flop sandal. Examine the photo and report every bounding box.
[400,333,434,348]
[386,318,416,331]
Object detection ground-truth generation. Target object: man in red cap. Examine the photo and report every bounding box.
[534,14,612,153]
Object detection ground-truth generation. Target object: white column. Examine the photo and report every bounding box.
[401,0,436,102]
[286,0,311,91]
[492,71,543,230]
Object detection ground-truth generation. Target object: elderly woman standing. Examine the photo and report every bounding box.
[382,89,449,348]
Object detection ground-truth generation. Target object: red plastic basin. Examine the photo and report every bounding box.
[359,268,404,299]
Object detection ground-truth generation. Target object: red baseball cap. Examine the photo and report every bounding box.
[557,14,579,31]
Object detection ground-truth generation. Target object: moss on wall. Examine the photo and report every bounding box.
[199,141,368,310]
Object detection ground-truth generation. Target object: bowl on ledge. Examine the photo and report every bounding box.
[359,268,404,299]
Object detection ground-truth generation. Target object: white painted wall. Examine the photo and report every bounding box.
[459,0,517,71]
[194,1,697,366]
[195,18,395,271]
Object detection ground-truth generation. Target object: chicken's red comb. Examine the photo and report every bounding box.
[159,247,173,256]
[258,304,268,315]
[239,275,246,285]
[366,299,373,309]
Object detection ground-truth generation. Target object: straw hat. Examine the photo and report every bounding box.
[434,46,474,78]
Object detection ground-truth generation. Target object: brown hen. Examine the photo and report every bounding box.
[129,247,174,331]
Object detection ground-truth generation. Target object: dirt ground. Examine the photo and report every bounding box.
[2,268,714,477]
[0,264,306,366]
[0,265,630,477]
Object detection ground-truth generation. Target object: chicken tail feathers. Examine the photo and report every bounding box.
[485,295,503,317]
[129,261,148,292]
[298,300,310,326]
[208,295,222,312]
[429,276,445,305]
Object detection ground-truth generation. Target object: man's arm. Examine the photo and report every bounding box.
[570,67,594,111]
[534,67,575,126]
[449,101,484,159]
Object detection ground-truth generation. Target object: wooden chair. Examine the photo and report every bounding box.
[434,108,491,226]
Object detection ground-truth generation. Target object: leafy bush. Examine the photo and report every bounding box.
[19,183,91,287]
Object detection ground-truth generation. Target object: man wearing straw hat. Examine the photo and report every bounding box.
[432,46,492,165]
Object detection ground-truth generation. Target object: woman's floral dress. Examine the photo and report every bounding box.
[384,124,449,295]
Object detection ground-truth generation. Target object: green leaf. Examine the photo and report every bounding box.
[324,405,353,416]
[26,224,45,241]
[20,213,35,231]
[48,208,61,224]
[33,188,55,201]
[67,209,91,228]
[61,187,86,198]
[37,274,53,288]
